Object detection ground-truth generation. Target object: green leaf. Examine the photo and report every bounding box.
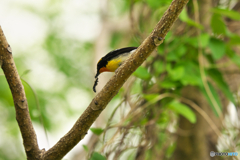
[159,79,177,89]
[166,143,176,158]
[166,51,179,61]
[143,94,159,104]
[82,145,89,152]
[211,8,240,20]
[200,82,222,117]
[228,34,240,46]
[230,54,240,67]
[207,68,235,104]
[200,33,210,48]
[226,48,240,67]
[179,9,203,29]
[179,61,202,86]
[90,152,107,160]
[90,128,104,136]
[208,38,226,60]
[133,66,151,80]
[211,14,226,35]
[169,66,185,81]
[176,45,187,57]
[157,111,169,124]
[153,61,164,74]
[184,37,198,47]
[143,94,159,101]
[168,100,196,123]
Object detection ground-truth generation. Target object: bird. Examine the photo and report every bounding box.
[93,47,138,92]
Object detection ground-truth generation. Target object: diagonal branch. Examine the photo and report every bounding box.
[0,26,41,159]
[43,0,189,159]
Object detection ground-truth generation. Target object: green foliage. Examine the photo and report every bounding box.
[200,33,210,47]
[228,34,240,46]
[90,152,107,160]
[82,145,89,152]
[207,68,235,104]
[143,94,159,103]
[211,8,240,20]
[227,47,240,67]
[211,14,227,35]
[201,82,222,116]
[166,143,176,158]
[90,128,104,136]
[168,100,196,123]
[133,66,151,80]
[180,9,203,29]
[208,38,226,59]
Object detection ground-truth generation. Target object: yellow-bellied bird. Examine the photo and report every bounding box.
[93,47,137,92]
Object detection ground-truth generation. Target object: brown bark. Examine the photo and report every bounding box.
[0,26,42,160]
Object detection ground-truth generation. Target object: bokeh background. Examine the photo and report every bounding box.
[0,0,240,160]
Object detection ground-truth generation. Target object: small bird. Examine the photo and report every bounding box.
[93,47,138,92]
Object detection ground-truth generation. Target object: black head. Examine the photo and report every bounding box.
[95,59,108,78]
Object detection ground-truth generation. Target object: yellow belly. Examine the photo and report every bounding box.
[106,58,122,72]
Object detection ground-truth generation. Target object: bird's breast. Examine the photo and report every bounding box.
[106,58,123,72]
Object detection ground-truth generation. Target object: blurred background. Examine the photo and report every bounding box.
[0,0,240,160]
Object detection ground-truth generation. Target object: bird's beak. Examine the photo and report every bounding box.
[95,71,100,78]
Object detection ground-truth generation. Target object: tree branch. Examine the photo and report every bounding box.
[42,0,189,159]
[0,26,41,159]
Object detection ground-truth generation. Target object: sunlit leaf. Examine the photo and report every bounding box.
[143,94,159,101]
[200,33,210,48]
[82,145,89,152]
[90,152,107,160]
[168,100,196,123]
[90,128,104,136]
